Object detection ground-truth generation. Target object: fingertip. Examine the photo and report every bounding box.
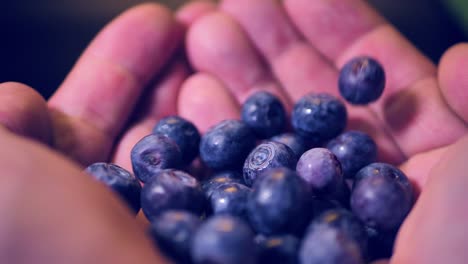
[178,73,240,133]
[176,0,217,27]
[438,43,468,124]
[0,82,52,144]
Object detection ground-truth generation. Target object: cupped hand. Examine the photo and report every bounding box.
[0,0,467,263]
[179,0,467,263]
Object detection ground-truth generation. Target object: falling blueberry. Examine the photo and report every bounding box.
[153,115,201,166]
[338,56,385,105]
[241,91,286,139]
[85,162,141,214]
[131,134,182,183]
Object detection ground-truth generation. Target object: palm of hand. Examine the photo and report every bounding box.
[0,1,466,263]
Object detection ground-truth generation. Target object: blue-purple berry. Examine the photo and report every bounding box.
[153,116,201,166]
[270,133,308,159]
[243,141,297,186]
[208,182,251,220]
[327,131,377,179]
[191,215,258,264]
[292,93,347,145]
[141,169,205,222]
[200,120,256,171]
[85,162,141,213]
[258,235,300,264]
[241,91,286,139]
[338,56,385,105]
[131,134,182,183]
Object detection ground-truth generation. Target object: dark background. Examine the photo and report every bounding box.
[0,0,466,99]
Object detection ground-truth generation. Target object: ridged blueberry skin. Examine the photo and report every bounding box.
[149,210,201,263]
[191,215,258,264]
[241,91,286,139]
[202,171,245,198]
[131,134,182,183]
[208,182,251,220]
[327,131,377,179]
[351,163,414,231]
[200,120,256,170]
[311,209,368,259]
[153,116,201,166]
[258,235,300,264]
[338,56,385,105]
[296,148,344,194]
[141,169,205,222]
[243,141,297,186]
[85,162,141,213]
[299,224,365,264]
[247,168,313,235]
[270,133,308,159]
[292,93,347,145]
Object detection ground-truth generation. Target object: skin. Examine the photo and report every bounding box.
[0,0,466,263]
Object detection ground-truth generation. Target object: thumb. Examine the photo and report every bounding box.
[392,134,468,263]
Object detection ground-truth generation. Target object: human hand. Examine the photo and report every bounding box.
[180,0,467,263]
[0,2,215,263]
[0,0,467,263]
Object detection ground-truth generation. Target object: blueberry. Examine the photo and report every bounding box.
[299,223,365,264]
[241,91,286,139]
[338,56,385,105]
[202,171,245,198]
[208,182,251,220]
[327,131,377,179]
[84,162,141,213]
[153,116,201,166]
[149,210,201,263]
[247,168,313,235]
[270,133,308,159]
[141,169,205,222]
[351,163,414,231]
[191,215,258,264]
[311,209,368,259]
[296,148,348,204]
[131,134,182,183]
[200,120,256,171]
[243,141,297,186]
[312,198,343,218]
[292,93,347,145]
[365,227,396,261]
[258,235,300,264]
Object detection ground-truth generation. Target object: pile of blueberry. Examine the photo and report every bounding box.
[85,56,414,264]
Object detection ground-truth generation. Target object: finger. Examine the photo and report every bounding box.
[439,43,468,124]
[284,0,467,157]
[187,12,293,111]
[221,0,337,101]
[48,3,182,165]
[217,1,404,163]
[0,82,52,144]
[393,135,468,264]
[176,0,217,27]
[0,128,168,263]
[178,73,241,133]
[112,59,190,172]
[400,146,449,194]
